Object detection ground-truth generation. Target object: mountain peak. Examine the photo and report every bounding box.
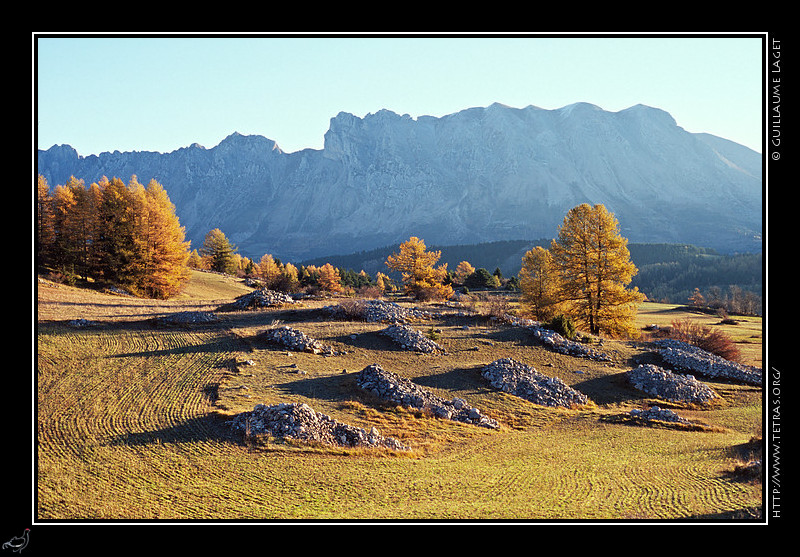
[37,101,762,259]
[216,132,283,154]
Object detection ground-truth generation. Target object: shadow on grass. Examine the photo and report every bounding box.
[412,364,492,395]
[105,334,248,360]
[572,371,645,406]
[271,372,362,404]
[109,413,238,447]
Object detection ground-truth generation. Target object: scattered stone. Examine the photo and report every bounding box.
[654,339,762,386]
[529,327,611,361]
[381,324,444,354]
[501,315,611,361]
[324,299,432,323]
[262,326,336,355]
[356,363,499,429]
[153,311,220,326]
[227,288,296,310]
[68,318,100,328]
[628,405,693,425]
[482,358,590,408]
[627,363,720,404]
[231,402,408,451]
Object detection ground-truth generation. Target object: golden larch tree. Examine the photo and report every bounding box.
[317,263,343,293]
[139,179,191,298]
[258,254,282,288]
[385,236,453,300]
[519,246,562,321]
[454,261,476,286]
[549,203,643,337]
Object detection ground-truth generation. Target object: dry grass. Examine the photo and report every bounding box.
[35,276,764,521]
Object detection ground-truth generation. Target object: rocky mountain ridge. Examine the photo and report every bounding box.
[37,102,762,261]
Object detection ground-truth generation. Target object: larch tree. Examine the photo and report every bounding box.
[454,261,476,286]
[36,174,54,264]
[139,179,191,298]
[317,263,343,293]
[385,236,453,300]
[258,254,282,288]
[549,203,644,337]
[95,176,141,287]
[50,181,79,274]
[519,245,562,321]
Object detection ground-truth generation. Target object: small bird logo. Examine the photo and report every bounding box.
[2,529,29,553]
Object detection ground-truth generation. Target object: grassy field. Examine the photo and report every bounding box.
[35,271,763,521]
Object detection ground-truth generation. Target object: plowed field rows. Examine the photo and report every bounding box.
[35,279,763,521]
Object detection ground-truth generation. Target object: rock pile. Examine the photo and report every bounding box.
[68,318,99,328]
[529,327,611,361]
[228,288,295,310]
[628,406,693,425]
[627,364,720,404]
[325,299,432,323]
[381,324,444,354]
[356,364,499,429]
[154,311,220,326]
[654,339,762,386]
[482,358,590,408]
[231,402,408,451]
[262,326,336,355]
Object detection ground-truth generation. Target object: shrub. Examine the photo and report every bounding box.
[668,318,741,362]
[548,314,577,340]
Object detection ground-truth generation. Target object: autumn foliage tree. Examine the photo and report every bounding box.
[519,246,562,321]
[37,174,191,298]
[385,236,453,301]
[549,203,643,337]
[520,204,643,337]
[317,263,343,293]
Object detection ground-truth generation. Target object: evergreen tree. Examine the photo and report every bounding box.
[200,228,238,274]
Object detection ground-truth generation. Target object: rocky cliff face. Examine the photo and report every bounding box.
[36,103,762,261]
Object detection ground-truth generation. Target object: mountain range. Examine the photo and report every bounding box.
[36,102,763,262]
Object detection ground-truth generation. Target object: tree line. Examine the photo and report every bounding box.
[190,228,396,296]
[37,174,191,299]
[37,173,755,331]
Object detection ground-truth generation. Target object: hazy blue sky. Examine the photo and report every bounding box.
[35,33,765,156]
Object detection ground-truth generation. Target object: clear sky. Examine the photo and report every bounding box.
[34,33,765,156]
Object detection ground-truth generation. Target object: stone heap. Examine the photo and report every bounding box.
[230,402,408,451]
[68,318,100,328]
[628,406,693,425]
[324,299,432,323]
[529,327,611,361]
[482,358,590,408]
[229,288,295,310]
[654,338,762,386]
[381,324,444,354]
[627,364,720,404]
[356,363,499,429]
[262,326,335,355]
[153,311,220,326]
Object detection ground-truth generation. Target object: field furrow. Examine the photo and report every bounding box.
[35,279,763,521]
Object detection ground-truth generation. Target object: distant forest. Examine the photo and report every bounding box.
[302,240,763,314]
